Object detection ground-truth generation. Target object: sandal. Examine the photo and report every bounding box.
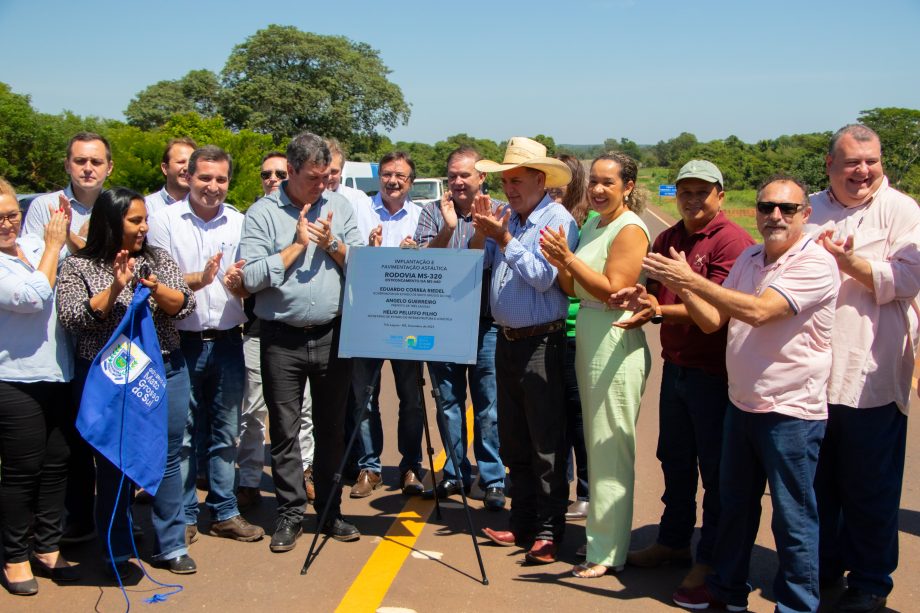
[572,562,608,578]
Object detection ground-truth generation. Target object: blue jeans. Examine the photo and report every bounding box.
[81,352,191,562]
[656,362,728,564]
[815,402,907,597]
[427,320,503,488]
[707,404,825,613]
[352,358,423,474]
[180,333,245,524]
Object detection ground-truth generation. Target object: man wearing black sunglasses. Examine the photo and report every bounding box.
[260,152,288,196]
[645,175,839,613]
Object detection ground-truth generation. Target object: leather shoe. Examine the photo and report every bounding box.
[482,527,518,547]
[565,499,589,521]
[350,469,382,498]
[833,587,887,613]
[270,518,303,553]
[152,554,197,575]
[210,515,265,542]
[304,468,316,505]
[4,578,38,596]
[400,469,424,496]
[3,569,38,596]
[483,486,505,511]
[30,557,81,582]
[322,517,361,542]
[236,486,262,510]
[435,479,468,498]
[525,539,557,564]
[627,542,692,568]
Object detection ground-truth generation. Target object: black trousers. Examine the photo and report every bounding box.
[260,319,352,524]
[563,337,589,500]
[63,373,96,532]
[496,329,568,543]
[0,380,72,562]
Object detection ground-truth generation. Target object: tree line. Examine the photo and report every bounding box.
[1,24,917,206]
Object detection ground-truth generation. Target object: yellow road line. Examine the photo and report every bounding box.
[335,405,474,613]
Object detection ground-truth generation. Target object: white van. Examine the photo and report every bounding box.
[409,178,448,207]
[341,161,379,196]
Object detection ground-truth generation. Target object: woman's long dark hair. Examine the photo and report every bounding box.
[78,187,155,262]
[557,154,589,227]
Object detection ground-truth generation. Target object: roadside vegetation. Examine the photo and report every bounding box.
[1,25,917,212]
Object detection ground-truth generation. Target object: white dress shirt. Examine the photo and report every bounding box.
[353,193,422,247]
[147,199,247,332]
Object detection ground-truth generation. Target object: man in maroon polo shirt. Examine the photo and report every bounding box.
[611,160,753,591]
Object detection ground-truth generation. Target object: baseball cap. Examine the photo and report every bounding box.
[676,160,723,186]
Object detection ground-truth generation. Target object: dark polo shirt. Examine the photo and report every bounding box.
[652,211,754,378]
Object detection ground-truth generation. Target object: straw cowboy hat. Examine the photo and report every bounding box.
[475,137,572,188]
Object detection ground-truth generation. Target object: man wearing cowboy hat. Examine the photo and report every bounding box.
[472,137,578,564]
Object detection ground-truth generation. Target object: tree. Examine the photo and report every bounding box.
[858,107,920,190]
[603,137,642,161]
[0,82,111,192]
[652,132,698,167]
[124,69,221,130]
[532,134,556,156]
[219,25,410,145]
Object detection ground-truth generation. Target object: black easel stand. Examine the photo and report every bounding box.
[301,381,377,575]
[416,361,443,521]
[423,362,489,586]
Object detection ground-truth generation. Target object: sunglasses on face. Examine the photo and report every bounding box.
[756,202,803,216]
[260,169,288,180]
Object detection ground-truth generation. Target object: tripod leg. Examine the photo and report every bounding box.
[301,382,377,575]
[428,364,490,586]
[416,362,442,520]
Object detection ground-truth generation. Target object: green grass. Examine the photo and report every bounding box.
[638,167,760,239]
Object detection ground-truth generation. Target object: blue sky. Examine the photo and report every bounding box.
[1,0,917,145]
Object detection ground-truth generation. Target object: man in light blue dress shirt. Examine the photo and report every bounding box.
[348,151,428,499]
[472,137,577,566]
[23,132,110,257]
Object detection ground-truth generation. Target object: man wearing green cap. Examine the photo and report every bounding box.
[612,159,753,590]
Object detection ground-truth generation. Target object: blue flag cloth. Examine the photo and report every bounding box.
[77,286,168,495]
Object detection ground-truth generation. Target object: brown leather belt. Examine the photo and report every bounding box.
[501,319,564,341]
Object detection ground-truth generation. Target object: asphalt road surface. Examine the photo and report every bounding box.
[7,206,918,612]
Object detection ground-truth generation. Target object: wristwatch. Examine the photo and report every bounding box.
[650,309,664,324]
[325,238,339,254]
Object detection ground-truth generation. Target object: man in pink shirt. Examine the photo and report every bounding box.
[644,176,839,613]
[807,124,920,613]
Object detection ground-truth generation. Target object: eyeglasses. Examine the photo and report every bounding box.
[0,211,22,226]
[756,202,803,217]
[260,169,288,180]
[381,172,411,183]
